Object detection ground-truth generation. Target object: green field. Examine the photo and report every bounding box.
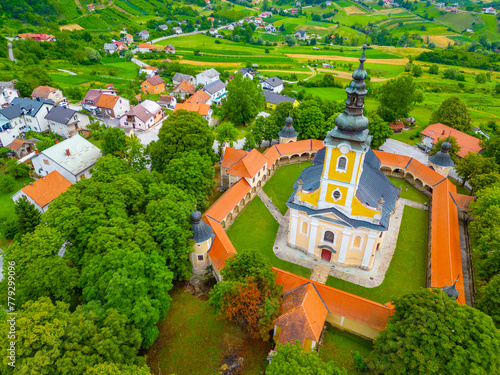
[387,176,429,204]
[437,12,482,33]
[227,197,311,278]
[326,206,428,304]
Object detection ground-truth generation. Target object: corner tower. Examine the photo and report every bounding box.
[286,45,399,270]
[279,113,298,144]
[190,206,214,274]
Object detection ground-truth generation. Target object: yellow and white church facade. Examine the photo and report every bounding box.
[286,45,399,270]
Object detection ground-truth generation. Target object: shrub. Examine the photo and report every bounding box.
[0,174,16,193]
[352,351,368,372]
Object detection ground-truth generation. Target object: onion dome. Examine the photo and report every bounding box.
[429,138,454,167]
[442,275,460,300]
[191,206,213,243]
[279,112,299,139]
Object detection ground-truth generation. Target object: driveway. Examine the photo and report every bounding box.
[8,43,16,62]
[135,123,163,146]
[379,138,429,164]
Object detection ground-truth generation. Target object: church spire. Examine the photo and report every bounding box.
[334,44,369,134]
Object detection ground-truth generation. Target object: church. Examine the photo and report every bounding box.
[285,45,399,270]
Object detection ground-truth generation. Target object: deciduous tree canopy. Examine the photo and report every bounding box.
[429,96,472,132]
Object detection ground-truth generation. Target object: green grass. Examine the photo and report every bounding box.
[147,285,271,375]
[387,176,429,204]
[58,0,81,19]
[448,177,470,195]
[0,176,34,231]
[227,197,311,278]
[437,12,482,33]
[326,206,428,304]
[262,162,312,215]
[319,325,373,375]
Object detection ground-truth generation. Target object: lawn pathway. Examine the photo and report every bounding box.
[256,189,285,225]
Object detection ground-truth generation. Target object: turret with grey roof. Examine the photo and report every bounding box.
[429,138,454,167]
[191,208,214,243]
[278,113,298,143]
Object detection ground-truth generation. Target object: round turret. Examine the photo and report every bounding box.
[279,113,299,141]
[441,140,451,152]
[286,114,293,127]
[191,207,213,243]
[191,209,202,223]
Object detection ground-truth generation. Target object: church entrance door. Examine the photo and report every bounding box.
[321,249,332,262]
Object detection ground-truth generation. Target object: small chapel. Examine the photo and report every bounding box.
[285,45,399,270]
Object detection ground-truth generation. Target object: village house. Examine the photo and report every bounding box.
[219,147,269,189]
[237,67,258,80]
[142,75,165,95]
[203,79,227,105]
[261,76,284,94]
[11,170,72,213]
[171,80,197,100]
[196,68,220,86]
[123,33,134,45]
[185,90,211,105]
[120,100,164,131]
[136,43,151,53]
[139,66,158,78]
[158,24,169,31]
[294,30,307,39]
[326,1,332,6]
[0,98,54,147]
[82,89,117,114]
[95,94,130,118]
[31,135,102,184]
[0,81,19,108]
[264,92,300,110]
[259,11,273,17]
[174,102,212,122]
[209,28,219,36]
[172,27,183,35]
[16,33,56,42]
[165,44,175,53]
[420,123,483,157]
[45,106,91,138]
[158,95,177,110]
[254,18,264,25]
[114,41,128,52]
[7,138,39,159]
[86,3,96,12]
[103,43,118,54]
[31,86,63,104]
[137,30,150,40]
[265,24,277,32]
[483,6,497,14]
[172,73,195,85]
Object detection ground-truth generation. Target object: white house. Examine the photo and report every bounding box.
[172,27,183,34]
[138,30,150,40]
[294,30,307,39]
[120,100,164,131]
[196,68,220,86]
[265,24,277,32]
[31,86,64,104]
[11,170,72,213]
[172,73,195,85]
[0,81,19,108]
[139,66,158,79]
[31,135,102,184]
[158,95,177,110]
[103,43,118,54]
[45,107,91,138]
[203,79,227,105]
[208,28,218,35]
[96,94,130,118]
[483,7,497,14]
[82,89,117,114]
[262,77,284,94]
[237,67,257,80]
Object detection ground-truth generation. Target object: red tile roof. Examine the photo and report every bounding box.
[206,217,237,270]
[389,121,405,130]
[274,269,393,331]
[174,102,211,116]
[221,147,248,169]
[421,123,483,158]
[21,171,72,208]
[274,283,328,345]
[96,94,119,109]
[172,80,196,95]
[31,85,58,98]
[146,75,165,86]
[227,149,268,178]
[8,139,36,152]
[204,178,251,223]
[185,90,211,105]
[450,192,474,210]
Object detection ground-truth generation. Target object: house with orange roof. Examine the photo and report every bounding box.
[136,43,151,53]
[185,90,211,105]
[221,148,269,189]
[139,66,158,79]
[220,147,249,188]
[123,33,134,45]
[171,80,197,100]
[7,138,38,159]
[95,94,130,118]
[174,102,212,122]
[420,123,483,158]
[86,3,96,12]
[141,75,165,95]
[31,86,63,104]
[11,171,72,213]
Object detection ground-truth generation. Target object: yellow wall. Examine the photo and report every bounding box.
[297,189,320,207]
[326,312,380,340]
[351,196,379,219]
[325,148,357,183]
[325,184,348,205]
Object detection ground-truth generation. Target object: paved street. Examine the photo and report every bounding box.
[379,138,429,164]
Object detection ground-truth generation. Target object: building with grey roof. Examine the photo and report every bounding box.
[262,76,284,93]
[120,99,164,131]
[45,106,90,139]
[203,79,227,105]
[428,139,455,177]
[103,43,118,54]
[190,208,214,274]
[172,72,195,85]
[196,68,220,86]
[0,80,19,108]
[31,134,102,184]
[278,114,298,143]
[263,91,297,106]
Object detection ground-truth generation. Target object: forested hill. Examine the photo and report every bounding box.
[0,0,66,25]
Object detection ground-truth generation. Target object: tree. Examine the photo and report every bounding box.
[413,89,425,105]
[377,75,416,121]
[15,67,54,97]
[285,35,296,46]
[147,109,216,173]
[125,50,134,62]
[262,116,281,145]
[412,64,423,77]
[429,136,461,163]
[215,121,239,155]
[455,152,497,187]
[125,134,147,171]
[429,96,472,132]
[292,102,327,140]
[495,82,500,94]
[368,288,500,375]
[476,273,500,328]
[14,196,41,236]
[85,363,152,375]
[163,151,215,211]
[0,297,144,375]
[266,341,347,375]
[476,72,487,84]
[85,47,101,63]
[429,64,439,74]
[482,135,500,165]
[221,73,265,125]
[102,127,127,156]
[367,113,393,149]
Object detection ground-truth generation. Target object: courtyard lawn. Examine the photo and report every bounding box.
[326,206,428,304]
[387,176,429,204]
[262,162,311,215]
[319,324,373,375]
[227,197,311,278]
[147,285,271,375]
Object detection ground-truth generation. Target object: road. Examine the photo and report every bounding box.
[58,69,77,76]
[151,24,230,44]
[282,65,317,84]
[8,43,16,63]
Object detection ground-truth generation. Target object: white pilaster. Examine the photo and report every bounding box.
[361,233,378,269]
[308,220,319,254]
[323,146,332,178]
[337,228,352,264]
[289,210,298,245]
[350,151,363,185]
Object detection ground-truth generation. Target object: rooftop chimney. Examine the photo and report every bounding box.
[66,149,70,156]
[442,130,445,135]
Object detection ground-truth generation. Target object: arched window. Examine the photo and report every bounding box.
[324,231,335,244]
[337,156,347,170]
[353,236,362,249]
[301,222,308,234]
